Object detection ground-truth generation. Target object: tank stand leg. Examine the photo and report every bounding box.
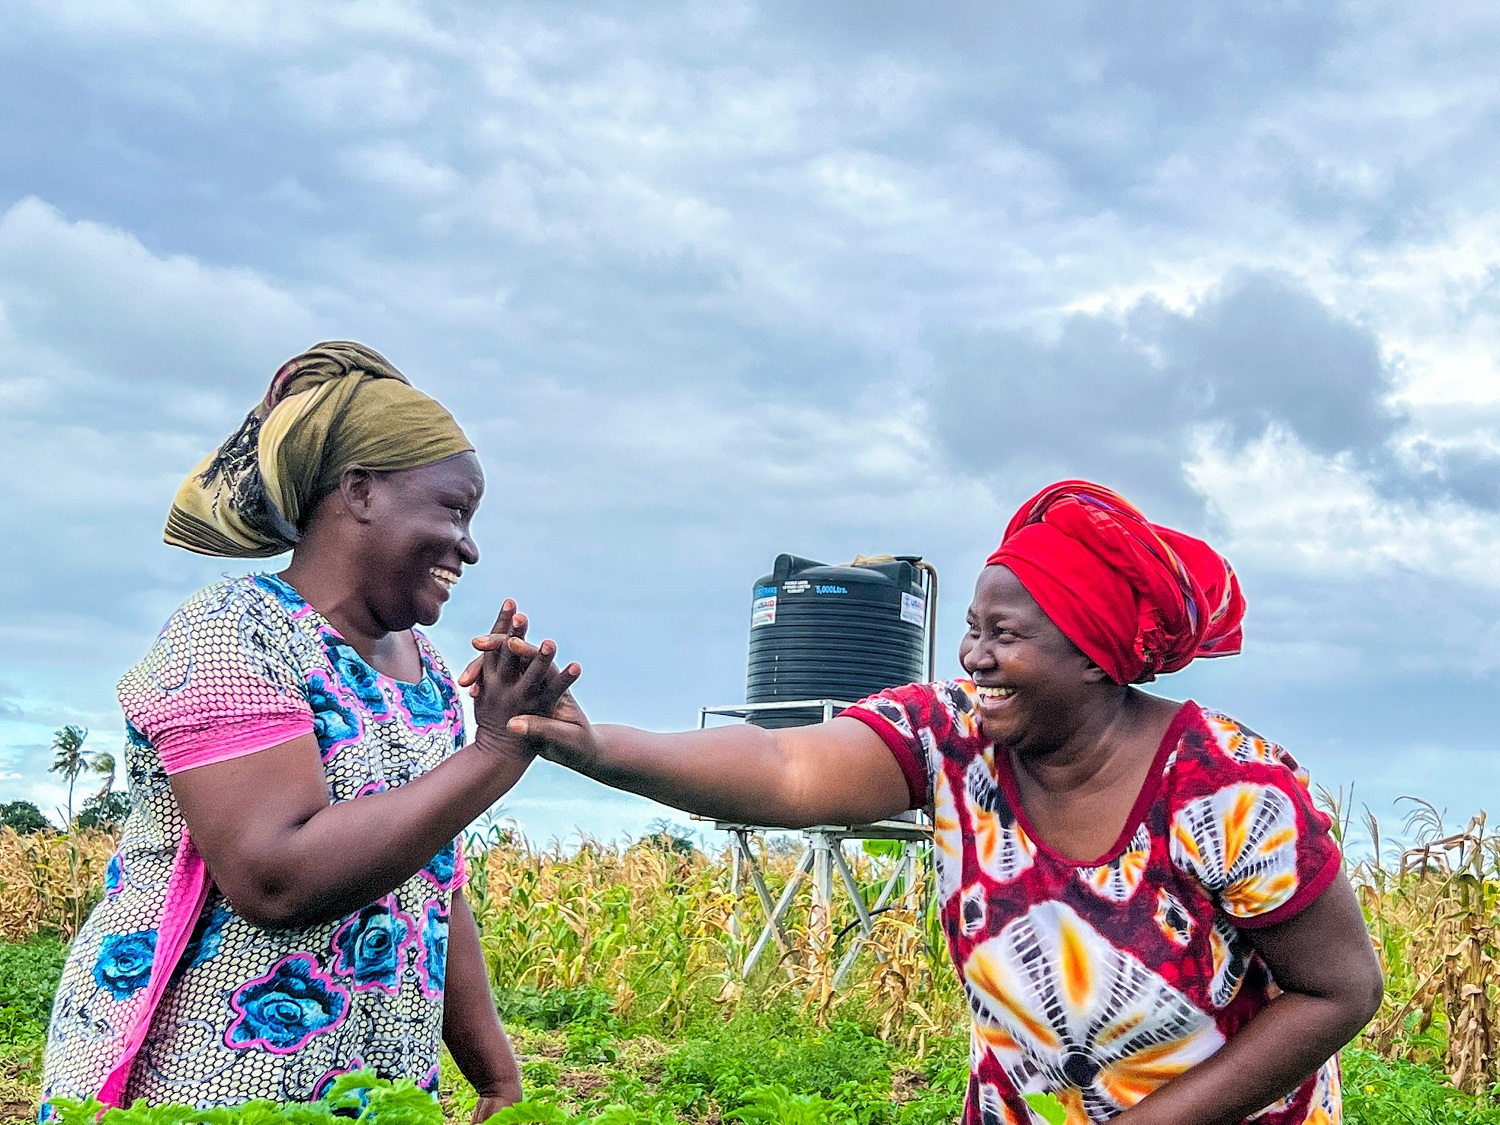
[743,846,812,979]
[727,829,744,941]
[831,838,923,988]
[809,829,836,968]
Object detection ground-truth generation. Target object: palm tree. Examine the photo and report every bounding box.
[91,751,117,803]
[49,725,90,829]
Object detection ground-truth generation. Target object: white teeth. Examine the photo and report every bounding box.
[975,685,1014,700]
[431,568,459,590]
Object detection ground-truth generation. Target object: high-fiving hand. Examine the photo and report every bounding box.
[457,605,599,772]
[457,600,581,756]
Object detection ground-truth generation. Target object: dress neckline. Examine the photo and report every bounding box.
[256,573,433,690]
[992,698,1198,868]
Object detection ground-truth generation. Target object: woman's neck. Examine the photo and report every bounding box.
[279,555,388,657]
[1013,687,1155,798]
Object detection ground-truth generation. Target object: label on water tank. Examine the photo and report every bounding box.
[755,585,777,598]
[782,580,810,594]
[901,592,926,626]
[751,596,777,626]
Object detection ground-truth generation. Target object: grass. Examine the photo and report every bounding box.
[1344,1048,1500,1124]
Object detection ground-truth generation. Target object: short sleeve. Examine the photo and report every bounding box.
[840,680,968,809]
[1169,718,1342,928]
[120,582,314,775]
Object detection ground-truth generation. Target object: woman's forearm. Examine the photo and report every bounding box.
[1116,990,1370,1125]
[562,718,911,829]
[276,742,535,923]
[1117,874,1383,1124]
[444,893,522,1104]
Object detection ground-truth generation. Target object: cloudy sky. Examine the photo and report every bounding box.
[3,0,1499,852]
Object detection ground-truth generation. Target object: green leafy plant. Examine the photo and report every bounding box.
[663,1010,892,1113]
[495,987,614,1031]
[1023,1092,1068,1124]
[562,1020,618,1067]
[724,1083,858,1125]
[476,1100,571,1124]
[1343,1047,1500,1124]
[0,934,68,1047]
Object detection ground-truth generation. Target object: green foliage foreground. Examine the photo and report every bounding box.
[34,1053,1500,1125]
[5,936,1499,1124]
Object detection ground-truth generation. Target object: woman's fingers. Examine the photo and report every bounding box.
[466,607,528,693]
[537,662,582,716]
[514,639,557,695]
[506,714,579,744]
[497,613,526,678]
[502,636,542,660]
[502,639,581,710]
[470,607,526,658]
[506,705,594,769]
[486,599,517,637]
[471,636,582,717]
[457,654,484,689]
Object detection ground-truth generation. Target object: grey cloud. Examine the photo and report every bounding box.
[1397,440,1500,510]
[1431,446,1500,510]
[1160,270,1403,459]
[0,198,311,434]
[928,269,1405,523]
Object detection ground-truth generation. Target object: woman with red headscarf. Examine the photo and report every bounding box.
[489,481,1381,1125]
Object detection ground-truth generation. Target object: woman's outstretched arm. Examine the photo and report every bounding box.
[502,685,913,829]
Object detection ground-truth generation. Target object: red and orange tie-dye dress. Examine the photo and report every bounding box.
[843,682,1343,1125]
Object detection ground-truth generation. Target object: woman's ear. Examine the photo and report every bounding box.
[338,467,379,524]
[1080,657,1111,684]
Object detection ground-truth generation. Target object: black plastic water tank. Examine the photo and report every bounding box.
[745,554,929,728]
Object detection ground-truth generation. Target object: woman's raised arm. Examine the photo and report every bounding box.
[171,606,578,930]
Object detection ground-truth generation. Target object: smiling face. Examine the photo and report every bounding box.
[355,451,484,630]
[959,564,1106,752]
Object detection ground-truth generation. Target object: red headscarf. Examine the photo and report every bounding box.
[986,481,1245,684]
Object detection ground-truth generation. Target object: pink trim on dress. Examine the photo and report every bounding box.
[158,716,315,776]
[96,832,212,1106]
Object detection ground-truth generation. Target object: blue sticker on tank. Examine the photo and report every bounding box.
[755,586,777,598]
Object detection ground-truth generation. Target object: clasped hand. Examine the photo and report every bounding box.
[457,600,582,755]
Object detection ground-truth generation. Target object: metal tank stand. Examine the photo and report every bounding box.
[696,701,932,988]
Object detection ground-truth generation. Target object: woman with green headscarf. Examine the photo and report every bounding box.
[41,343,577,1120]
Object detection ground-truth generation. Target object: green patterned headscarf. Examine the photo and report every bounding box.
[165,341,474,557]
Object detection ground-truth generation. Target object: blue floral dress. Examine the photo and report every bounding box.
[41,575,468,1110]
